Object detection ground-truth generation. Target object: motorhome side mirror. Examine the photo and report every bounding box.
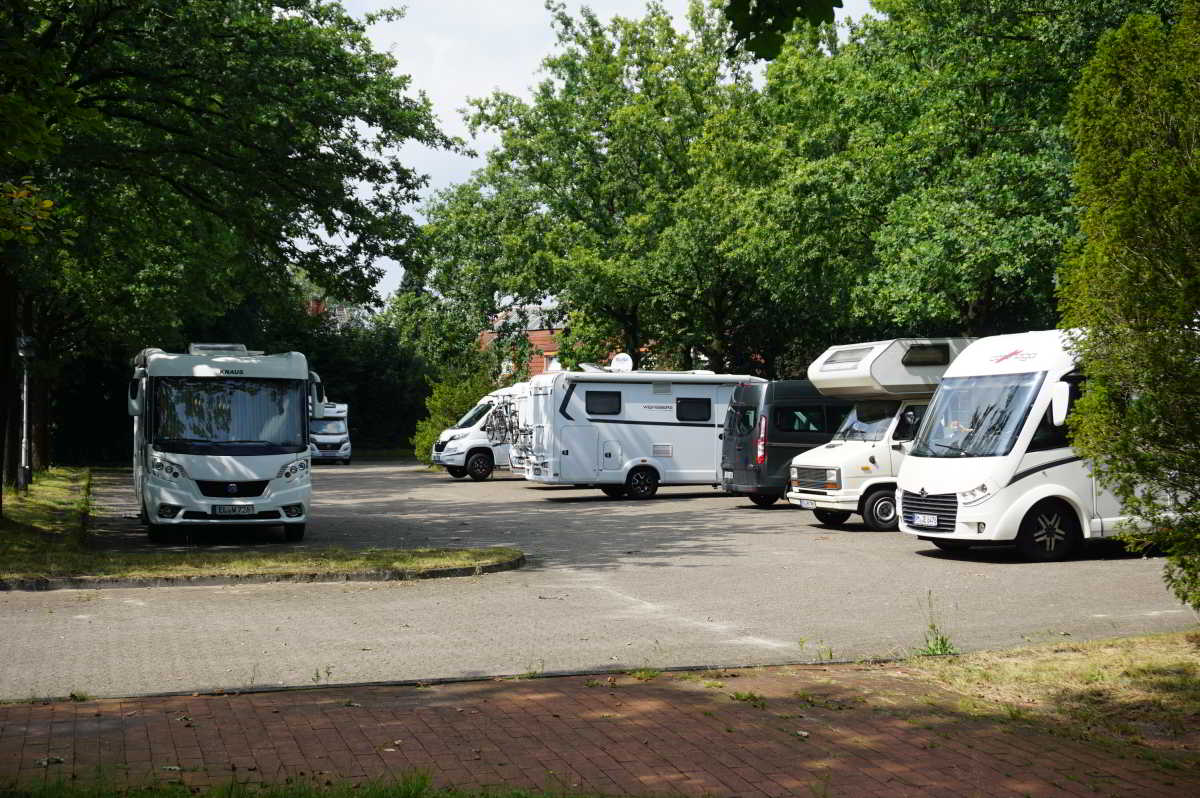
[310,385,327,419]
[1050,381,1071,427]
[127,378,143,416]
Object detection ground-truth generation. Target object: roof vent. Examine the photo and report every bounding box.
[189,343,249,355]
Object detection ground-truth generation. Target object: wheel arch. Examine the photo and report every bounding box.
[998,483,1092,541]
[855,480,897,515]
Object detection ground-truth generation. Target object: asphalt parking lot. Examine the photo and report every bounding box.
[0,462,1192,700]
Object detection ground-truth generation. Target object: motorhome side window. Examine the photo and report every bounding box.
[893,405,928,441]
[773,405,827,433]
[1027,376,1084,452]
[585,390,621,415]
[676,398,711,422]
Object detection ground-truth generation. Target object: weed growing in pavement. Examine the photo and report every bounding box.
[627,668,661,681]
[729,691,767,709]
[703,680,724,689]
[915,590,959,656]
[67,692,90,702]
[583,679,602,688]
[515,659,545,679]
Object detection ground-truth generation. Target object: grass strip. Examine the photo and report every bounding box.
[1,467,520,583]
[907,629,1200,753]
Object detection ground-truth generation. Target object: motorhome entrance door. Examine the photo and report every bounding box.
[559,426,598,482]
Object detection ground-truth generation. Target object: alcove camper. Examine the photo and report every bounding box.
[520,361,765,498]
[128,343,322,542]
[786,338,972,530]
[897,329,1126,561]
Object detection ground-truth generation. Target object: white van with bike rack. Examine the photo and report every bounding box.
[786,338,972,529]
[896,329,1128,560]
[431,382,529,480]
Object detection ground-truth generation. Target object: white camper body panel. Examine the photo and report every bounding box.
[808,338,975,399]
[788,338,971,528]
[896,330,1131,553]
[129,345,314,533]
[522,371,764,490]
[432,382,529,473]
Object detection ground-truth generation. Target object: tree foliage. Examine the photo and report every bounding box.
[1060,0,1200,609]
[722,0,841,58]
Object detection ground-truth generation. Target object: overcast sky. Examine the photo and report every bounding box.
[340,1,875,297]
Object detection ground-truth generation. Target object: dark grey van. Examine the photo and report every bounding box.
[720,380,852,506]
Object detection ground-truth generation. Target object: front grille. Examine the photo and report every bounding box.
[316,443,341,451]
[433,440,447,453]
[791,467,829,490]
[195,480,269,498]
[901,491,958,533]
[182,510,282,520]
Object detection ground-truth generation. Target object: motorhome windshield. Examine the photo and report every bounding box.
[454,402,493,429]
[309,419,347,435]
[833,400,901,442]
[910,372,1046,458]
[153,377,306,455]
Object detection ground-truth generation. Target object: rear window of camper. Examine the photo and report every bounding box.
[586,391,622,415]
[901,343,951,366]
[676,398,711,422]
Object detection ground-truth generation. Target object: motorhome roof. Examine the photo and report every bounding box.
[560,371,764,385]
[808,338,973,398]
[945,329,1076,378]
[136,347,308,379]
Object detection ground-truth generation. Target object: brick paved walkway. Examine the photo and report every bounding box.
[2,665,1196,797]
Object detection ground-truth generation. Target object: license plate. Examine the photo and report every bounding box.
[432,455,442,464]
[214,504,255,516]
[912,513,939,527]
[799,499,816,509]
[723,470,733,480]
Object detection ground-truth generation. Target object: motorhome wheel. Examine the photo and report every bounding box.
[466,452,493,481]
[146,519,169,544]
[625,467,659,499]
[446,466,468,479]
[1016,500,1082,562]
[749,494,778,507]
[812,509,852,527]
[862,488,898,531]
[341,458,351,465]
[283,523,306,542]
[600,486,627,498]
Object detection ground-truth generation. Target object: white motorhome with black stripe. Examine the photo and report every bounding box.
[521,369,765,498]
[896,329,1129,561]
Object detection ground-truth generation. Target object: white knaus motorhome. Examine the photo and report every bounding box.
[786,338,972,530]
[431,382,529,481]
[128,344,323,542]
[309,401,351,464]
[521,369,765,498]
[896,329,1125,561]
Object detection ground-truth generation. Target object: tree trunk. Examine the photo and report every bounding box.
[2,391,17,489]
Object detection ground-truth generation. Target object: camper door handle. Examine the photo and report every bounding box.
[561,450,569,455]
[604,452,612,458]
[718,433,724,440]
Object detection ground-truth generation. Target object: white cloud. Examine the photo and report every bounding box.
[340,1,875,297]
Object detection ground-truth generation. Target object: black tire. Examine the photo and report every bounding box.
[1016,500,1082,562]
[446,466,468,479]
[600,486,627,498]
[813,509,852,526]
[862,488,899,531]
[626,467,659,499]
[146,512,169,543]
[749,494,779,507]
[930,538,973,552]
[283,523,306,542]
[342,459,351,465]
[466,452,493,481]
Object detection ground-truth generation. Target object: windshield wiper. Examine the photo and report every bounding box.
[932,441,966,454]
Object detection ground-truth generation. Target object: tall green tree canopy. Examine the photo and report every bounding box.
[1061,0,1200,609]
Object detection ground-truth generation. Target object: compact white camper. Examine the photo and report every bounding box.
[520,367,765,498]
[896,329,1126,561]
[128,343,322,542]
[787,338,972,530]
[431,382,529,480]
[309,401,351,464]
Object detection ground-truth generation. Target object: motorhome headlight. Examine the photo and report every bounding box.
[446,432,468,442]
[958,482,992,506]
[277,459,310,480]
[150,457,188,480]
[823,468,841,490]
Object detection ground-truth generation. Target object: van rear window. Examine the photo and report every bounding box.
[586,390,621,415]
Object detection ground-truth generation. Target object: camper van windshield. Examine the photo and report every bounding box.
[910,372,1046,458]
[834,401,901,442]
[153,377,305,454]
[454,402,493,429]
[309,419,347,435]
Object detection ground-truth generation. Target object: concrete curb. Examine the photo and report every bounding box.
[0,553,525,592]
